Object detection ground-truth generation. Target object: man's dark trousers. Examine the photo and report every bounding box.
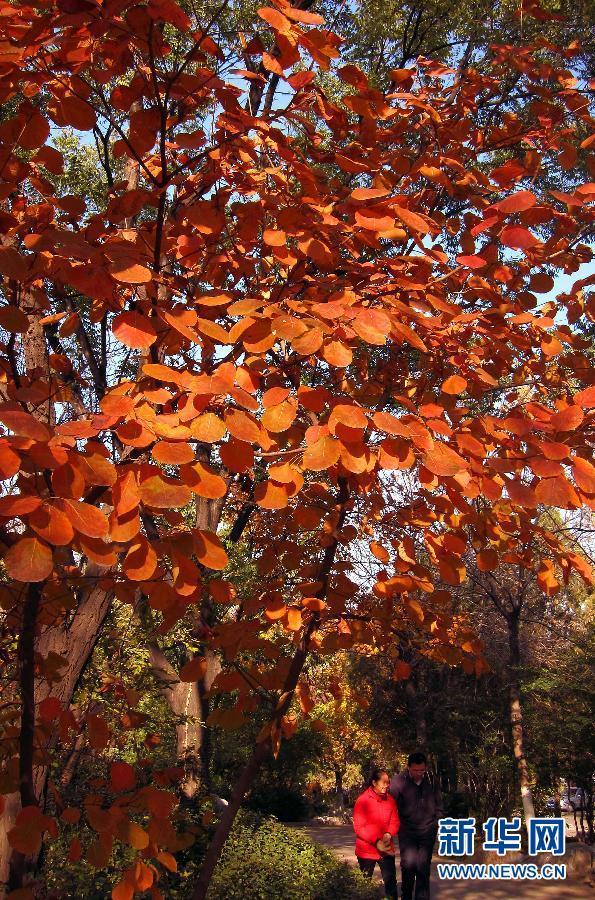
[398,832,434,900]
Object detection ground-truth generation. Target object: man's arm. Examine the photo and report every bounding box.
[433,781,444,827]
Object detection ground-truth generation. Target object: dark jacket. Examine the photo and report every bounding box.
[389,771,443,840]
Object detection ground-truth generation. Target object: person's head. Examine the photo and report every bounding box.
[407,752,427,783]
[367,766,390,795]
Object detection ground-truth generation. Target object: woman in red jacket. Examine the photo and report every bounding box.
[353,767,400,898]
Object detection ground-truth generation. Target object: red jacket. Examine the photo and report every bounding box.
[353,787,400,859]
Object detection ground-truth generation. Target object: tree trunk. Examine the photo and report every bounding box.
[550,751,561,818]
[0,572,112,891]
[507,612,535,825]
[197,649,220,793]
[148,644,204,799]
[405,670,427,751]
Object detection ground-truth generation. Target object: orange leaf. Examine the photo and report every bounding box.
[257,6,292,32]
[378,437,414,470]
[25,500,73,545]
[138,474,191,508]
[157,850,178,872]
[323,340,353,367]
[535,476,580,509]
[0,406,51,441]
[4,537,53,582]
[354,208,394,231]
[190,413,226,443]
[477,549,498,571]
[112,882,133,900]
[8,822,42,857]
[572,456,595,494]
[123,538,157,581]
[152,441,195,465]
[262,399,297,433]
[263,228,286,246]
[441,375,467,395]
[68,837,82,862]
[352,308,392,345]
[39,697,62,721]
[0,305,29,333]
[302,436,340,471]
[393,205,434,234]
[422,443,467,477]
[351,187,390,201]
[56,499,109,538]
[550,405,584,432]
[0,439,21,478]
[393,660,411,680]
[110,263,152,284]
[180,461,227,499]
[59,95,96,129]
[225,409,262,443]
[574,385,595,408]
[87,714,110,750]
[113,311,157,348]
[219,439,254,473]
[179,656,208,682]
[193,529,228,570]
[254,480,291,509]
[286,608,302,631]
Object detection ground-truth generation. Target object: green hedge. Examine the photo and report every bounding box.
[206,815,381,900]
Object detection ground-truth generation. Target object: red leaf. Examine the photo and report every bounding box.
[110,761,136,793]
[4,537,53,582]
[441,375,467,395]
[422,443,467,477]
[495,190,536,214]
[550,405,584,432]
[179,656,208,682]
[501,226,539,250]
[113,311,157,348]
[138,474,191,508]
[56,499,109,538]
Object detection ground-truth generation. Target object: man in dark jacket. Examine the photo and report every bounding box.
[389,752,443,900]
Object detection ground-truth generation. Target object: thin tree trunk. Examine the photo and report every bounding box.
[507,612,535,824]
[334,768,345,809]
[191,478,350,900]
[6,584,42,891]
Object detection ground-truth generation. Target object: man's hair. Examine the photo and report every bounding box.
[407,752,427,766]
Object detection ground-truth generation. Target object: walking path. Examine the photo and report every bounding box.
[291,824,593,898]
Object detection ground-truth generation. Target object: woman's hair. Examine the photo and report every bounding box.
[366,766,389,788]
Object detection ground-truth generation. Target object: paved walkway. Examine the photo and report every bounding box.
[291,824,593,898]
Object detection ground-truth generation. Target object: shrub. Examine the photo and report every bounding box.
[206,814,381,900]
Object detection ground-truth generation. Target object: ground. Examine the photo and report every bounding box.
[291,824,593,898]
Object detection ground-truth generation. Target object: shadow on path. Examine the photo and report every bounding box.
[289,824,593,898]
